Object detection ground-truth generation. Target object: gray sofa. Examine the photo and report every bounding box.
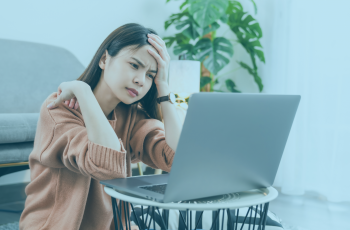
[0,38,85,177]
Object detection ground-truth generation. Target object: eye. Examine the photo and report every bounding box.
[130,63,138,69]
[130,63,154,79]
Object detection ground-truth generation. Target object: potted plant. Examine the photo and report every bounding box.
[163,0,265,97]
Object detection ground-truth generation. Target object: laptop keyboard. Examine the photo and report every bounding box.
[139,184,167,194]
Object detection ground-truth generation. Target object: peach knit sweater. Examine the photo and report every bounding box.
[19,92,175,230]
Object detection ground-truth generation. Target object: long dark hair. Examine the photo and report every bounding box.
[76,23,163,122]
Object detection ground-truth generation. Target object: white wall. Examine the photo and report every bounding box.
[0,0,272,185]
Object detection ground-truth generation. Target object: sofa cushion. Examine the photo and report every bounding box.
[0,39,84,164]
[0,142,34,164]
[0,113,39,144]
[0,38,85,113]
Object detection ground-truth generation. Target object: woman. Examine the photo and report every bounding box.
[19,23,182,230]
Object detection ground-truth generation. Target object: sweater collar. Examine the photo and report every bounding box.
[108,107,117,123]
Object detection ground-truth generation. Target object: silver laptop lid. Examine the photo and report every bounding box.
[163,93,300,203]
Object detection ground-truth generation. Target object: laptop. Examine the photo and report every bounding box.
[100,93,301,203]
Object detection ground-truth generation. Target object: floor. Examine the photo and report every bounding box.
[0,201,24,226]
[1,169,350,229]
[0,167,162,226]
[268,187,350,230]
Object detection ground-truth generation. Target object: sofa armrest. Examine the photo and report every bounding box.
[0,113,39,144]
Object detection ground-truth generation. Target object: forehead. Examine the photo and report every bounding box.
[118,45,158,68]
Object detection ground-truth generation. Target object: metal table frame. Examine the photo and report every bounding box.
[104,186,278,230]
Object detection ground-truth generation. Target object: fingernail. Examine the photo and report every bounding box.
[47,103,53,109]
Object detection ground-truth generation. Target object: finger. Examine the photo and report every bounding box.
[58,87,62,96]
[74,100,79,110]
[148,37,167,61]
[149,34,170,59]
[147,48,165,65]
[149,38,170,62]
[148,34,166,47]
[65,100,69,106]
[69,98,76,108]
[47,100,58,109]
[49,93,66,109]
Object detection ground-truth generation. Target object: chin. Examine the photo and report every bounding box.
[122,96,138,105]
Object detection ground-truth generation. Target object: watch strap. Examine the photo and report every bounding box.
[157,95,169,104]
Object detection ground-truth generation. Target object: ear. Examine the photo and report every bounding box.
[99,50,108,69]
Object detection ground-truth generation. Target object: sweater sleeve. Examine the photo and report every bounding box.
[129,108,175,173]
[36,95,127,181]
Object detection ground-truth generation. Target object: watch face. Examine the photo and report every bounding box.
[170,93,176,104]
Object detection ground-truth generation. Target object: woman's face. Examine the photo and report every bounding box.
[99,44,158,104]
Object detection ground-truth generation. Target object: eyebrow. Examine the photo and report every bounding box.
[131,57,157,74]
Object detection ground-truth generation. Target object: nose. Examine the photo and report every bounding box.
[134,72,147,86]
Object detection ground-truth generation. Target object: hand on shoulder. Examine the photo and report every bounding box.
[47,80,88,110]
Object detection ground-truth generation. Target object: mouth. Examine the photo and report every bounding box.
[126,87,138,97]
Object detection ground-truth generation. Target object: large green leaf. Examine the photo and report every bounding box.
[163,36,176,48]
[200,76,212,88]
[180,0,190,10]
[169,10,200,40]
[194,37,234,75]
[164,32,191,48]
[176,20,200,40]
[175,33,191,44]
[173,43,197,60]
[250,0,257,14]
[238,61,263,91]
[226,1,265,64]
[200,22,220,36]
[254,49,265,63]
[227,1,262,39]
[227,9,262,38]
[219,14,229,24]
[226,0,243,13]
[188,0,228,28]
[225,79,241,92]
[164,11,188,30]
[236,32,265,63]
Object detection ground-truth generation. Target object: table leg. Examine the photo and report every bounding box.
[179,210,187,230]
[146,207,153,230]
[226,208,234,230]
[261,203,270,230]
[122,201,128,230]
[190,209,192,230]
[235,209,239,230]
[144,206,150,229]
[240,206,251,227]
[252,205,258,230]
[130,203,142,230]
[210,209,221,230]
[221,209,225,230]
[111,198,118,230]
[161,208,169,229]
[126,202,131,230]
[153,206,155,230]
[257,204,263,230]
[187,209,189,230]
[110,201,271,230]
[194,211,203,230]
[111,197,124,230]
[249,206,253,230]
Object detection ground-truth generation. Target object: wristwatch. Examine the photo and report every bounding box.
[157,92,176,104]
